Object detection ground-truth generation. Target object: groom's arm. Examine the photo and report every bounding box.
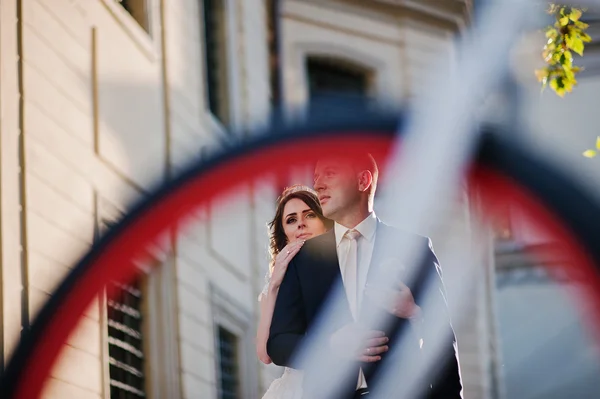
[266,258,306,368]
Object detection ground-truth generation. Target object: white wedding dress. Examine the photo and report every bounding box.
[259,271,304,399]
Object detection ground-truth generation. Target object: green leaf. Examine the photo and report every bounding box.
[550,76,568,97]
[538,4,588,97]
[570,8,583,21]
[563,78,574,92]
[561,50,573,68]
[546,28,558,39]
[571,66,583,73]
[564,66,575,81]
[566,34,585,55]
[581,32,592,42]
[543,43,556,59]
[583,149,597,158]
[552,49,563,63]
[573,41,585,56]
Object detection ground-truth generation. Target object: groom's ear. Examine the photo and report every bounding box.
[357,170,373,193]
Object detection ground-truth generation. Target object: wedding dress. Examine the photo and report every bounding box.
[259,271,304,399]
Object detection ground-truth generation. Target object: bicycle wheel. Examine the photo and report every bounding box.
[1,109,599,399]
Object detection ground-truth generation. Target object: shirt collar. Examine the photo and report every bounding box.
[334,212,378,247]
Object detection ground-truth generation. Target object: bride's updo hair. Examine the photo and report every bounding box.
[268,185,332,271]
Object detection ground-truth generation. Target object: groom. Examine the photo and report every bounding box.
[267,152,463,398]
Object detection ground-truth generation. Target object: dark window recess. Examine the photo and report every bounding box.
[306,58,369,101]
[107,280,146,398]
[267,0,281,107]
[217,327,241,399]
[305,57,372,117]
[203,0,230,125]
[117,0,150,33]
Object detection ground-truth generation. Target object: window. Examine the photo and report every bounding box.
[306,57,370,101]
[99,220,148,399]
[203,0,231,125]
[107,279,147,398]
[211,284,258,398]
[267,0,281,107]
[116,0,150,33]
[217,326,241,399]
[96,195,181,398]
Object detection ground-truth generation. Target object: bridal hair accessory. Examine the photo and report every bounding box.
[278,184,318,203]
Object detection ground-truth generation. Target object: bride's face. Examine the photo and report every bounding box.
[282,198,327,244]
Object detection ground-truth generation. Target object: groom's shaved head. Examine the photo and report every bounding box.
[321,152,378,193]
[314,152,379,205]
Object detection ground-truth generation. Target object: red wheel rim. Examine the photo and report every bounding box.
[2,128,600,399]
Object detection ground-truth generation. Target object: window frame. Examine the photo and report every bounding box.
[97,195,181,399]
[100,0,160,60]
[200,0,243,135]
[210,284,258,399]
[286,43,388,118]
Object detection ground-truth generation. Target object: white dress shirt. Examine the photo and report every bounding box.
[334,212,378,390]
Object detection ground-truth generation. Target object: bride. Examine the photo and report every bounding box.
[256,185,332,398]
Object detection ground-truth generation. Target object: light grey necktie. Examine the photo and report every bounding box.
[344,229,367,389]
[344,229,361,319]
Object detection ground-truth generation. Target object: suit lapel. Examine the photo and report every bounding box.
[365,220,389,286]
[360,221,400,322]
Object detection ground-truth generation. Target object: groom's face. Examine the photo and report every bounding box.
[313,158,360,220]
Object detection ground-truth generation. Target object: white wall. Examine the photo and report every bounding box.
[2,0,272,396]
[163,0,271,397]
[20,0,166,396]
[4,0,221,397]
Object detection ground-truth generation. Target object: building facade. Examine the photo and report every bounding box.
[0,0,270,397]
[470,7,600,398]
[0,1,514,399]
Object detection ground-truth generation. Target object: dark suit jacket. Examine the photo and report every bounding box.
[267,221,463,399]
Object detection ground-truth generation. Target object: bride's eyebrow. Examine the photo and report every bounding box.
[285,209,311,218]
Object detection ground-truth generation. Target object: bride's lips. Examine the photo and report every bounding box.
[297,233,311,240]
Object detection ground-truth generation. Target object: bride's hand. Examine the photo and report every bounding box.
[269,240,305,290]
